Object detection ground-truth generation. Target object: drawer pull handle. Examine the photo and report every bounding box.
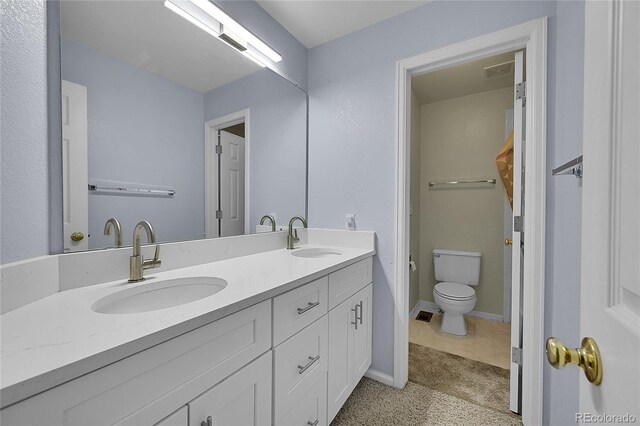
[298,355,320,374]
[201,416,212,426]
[358,301,363,325]
[297,301,320,315]
[308,420,319,426]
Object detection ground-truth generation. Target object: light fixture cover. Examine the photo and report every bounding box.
[165,0,281,63]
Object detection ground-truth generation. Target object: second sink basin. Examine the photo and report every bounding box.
[92,277,227,314]
[291,248,343,258]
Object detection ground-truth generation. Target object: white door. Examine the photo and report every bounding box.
[219,130,245,237]
[61,80,88,252]
[579,0,639,418]
[509,50,525,414]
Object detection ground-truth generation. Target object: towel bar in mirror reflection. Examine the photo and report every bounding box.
[428,178,497,187]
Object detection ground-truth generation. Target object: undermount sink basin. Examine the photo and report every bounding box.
[92,277,227,314]
[291,248,343,258]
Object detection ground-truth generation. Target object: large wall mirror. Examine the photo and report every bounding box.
[58,0,307,252]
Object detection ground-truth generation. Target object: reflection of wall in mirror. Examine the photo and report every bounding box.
[204,69,307,232]
[61,38,205,249]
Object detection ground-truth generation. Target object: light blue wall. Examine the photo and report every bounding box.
[61,38,205,248]
[544,1,585,424]
[215,0,308,90]
[0,0,50,264]
[307,1,584,423]
[203,69,307,231]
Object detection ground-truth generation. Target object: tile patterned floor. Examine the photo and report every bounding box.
[409,312,511,369]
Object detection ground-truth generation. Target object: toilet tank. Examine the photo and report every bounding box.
[433,249,481,286]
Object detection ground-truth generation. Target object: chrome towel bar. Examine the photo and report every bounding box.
[552,155,583,179]
[428,178,496,187]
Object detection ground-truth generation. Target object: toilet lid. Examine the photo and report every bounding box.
[434,282,476,300]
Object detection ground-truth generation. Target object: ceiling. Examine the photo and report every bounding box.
[412,52,516,104]
[60,0,262,93]
[257,0,430,48]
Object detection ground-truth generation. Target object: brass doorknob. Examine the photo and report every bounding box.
[504,239,513,246]
[70,232,85,242]
[546,337,602,385]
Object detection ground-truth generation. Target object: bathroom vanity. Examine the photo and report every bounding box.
[0,230,375,426]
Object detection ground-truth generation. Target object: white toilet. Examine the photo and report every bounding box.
[432,249,481,336]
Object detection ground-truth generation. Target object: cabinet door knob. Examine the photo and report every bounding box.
[201,415,212,426]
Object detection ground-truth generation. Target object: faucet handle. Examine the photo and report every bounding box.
[143,245,161,270]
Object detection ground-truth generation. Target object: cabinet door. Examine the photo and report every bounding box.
[189,351,272,426]
[352,284,372,384]
[327,297,356,422]
[154,406,188,426]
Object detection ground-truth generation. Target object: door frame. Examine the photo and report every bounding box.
[393,18,547,425]
[205,109,250,238]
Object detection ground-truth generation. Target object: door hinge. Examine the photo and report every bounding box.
[512,347,522,365]
[514,216,524,233]
[215,210,222,219]
[516,81,526,105]
[215,145,222,155]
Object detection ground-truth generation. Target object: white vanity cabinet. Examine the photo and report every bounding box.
[1,301,272,426]
[0,256,374,426]
[327,259,373,423]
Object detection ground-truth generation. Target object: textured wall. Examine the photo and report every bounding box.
[308,1,585,422]
[418,87,512,316]
[0,0,50,264]
[61,38,206,248]
[543,1,585,424]
[203,69,307,231]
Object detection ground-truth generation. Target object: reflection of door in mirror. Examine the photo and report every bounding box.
[61,80,88,252]
[219,129,245,237]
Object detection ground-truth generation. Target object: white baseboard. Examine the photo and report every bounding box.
[410,300,504,323]
[364,368,394,387]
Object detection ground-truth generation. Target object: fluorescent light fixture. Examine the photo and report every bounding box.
[164,0,282,63]
[242,51,266,68]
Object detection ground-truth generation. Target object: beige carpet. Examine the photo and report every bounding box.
[409,343,515,416]
[331,378,521,426]
[331,343,521,425]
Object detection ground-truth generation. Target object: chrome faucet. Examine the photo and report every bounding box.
[287,216,307,250]
[103,217,122,248]
[260,214,276,232]
[129,220,161,282]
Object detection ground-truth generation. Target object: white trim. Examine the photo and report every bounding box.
[364,368,395,387]
[205,109,250,237]
[394,18,547,426]
[410,300,504,323]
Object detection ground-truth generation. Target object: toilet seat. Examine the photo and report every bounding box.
[434,282,475,301]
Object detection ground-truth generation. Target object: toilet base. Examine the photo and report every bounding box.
[441,312,468,336]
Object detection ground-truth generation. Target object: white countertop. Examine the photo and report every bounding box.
[0,244,374,408]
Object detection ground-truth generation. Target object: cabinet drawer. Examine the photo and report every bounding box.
[188,351,272,426]
[273,277,328,346]
[274,315,328,421]
[1,301,271,426]
[328,258,372,309]
[278,373,327,426]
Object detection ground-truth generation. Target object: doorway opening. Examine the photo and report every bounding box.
[393,18,547,426]
[407,49,521,419]
[205,109,250,238]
